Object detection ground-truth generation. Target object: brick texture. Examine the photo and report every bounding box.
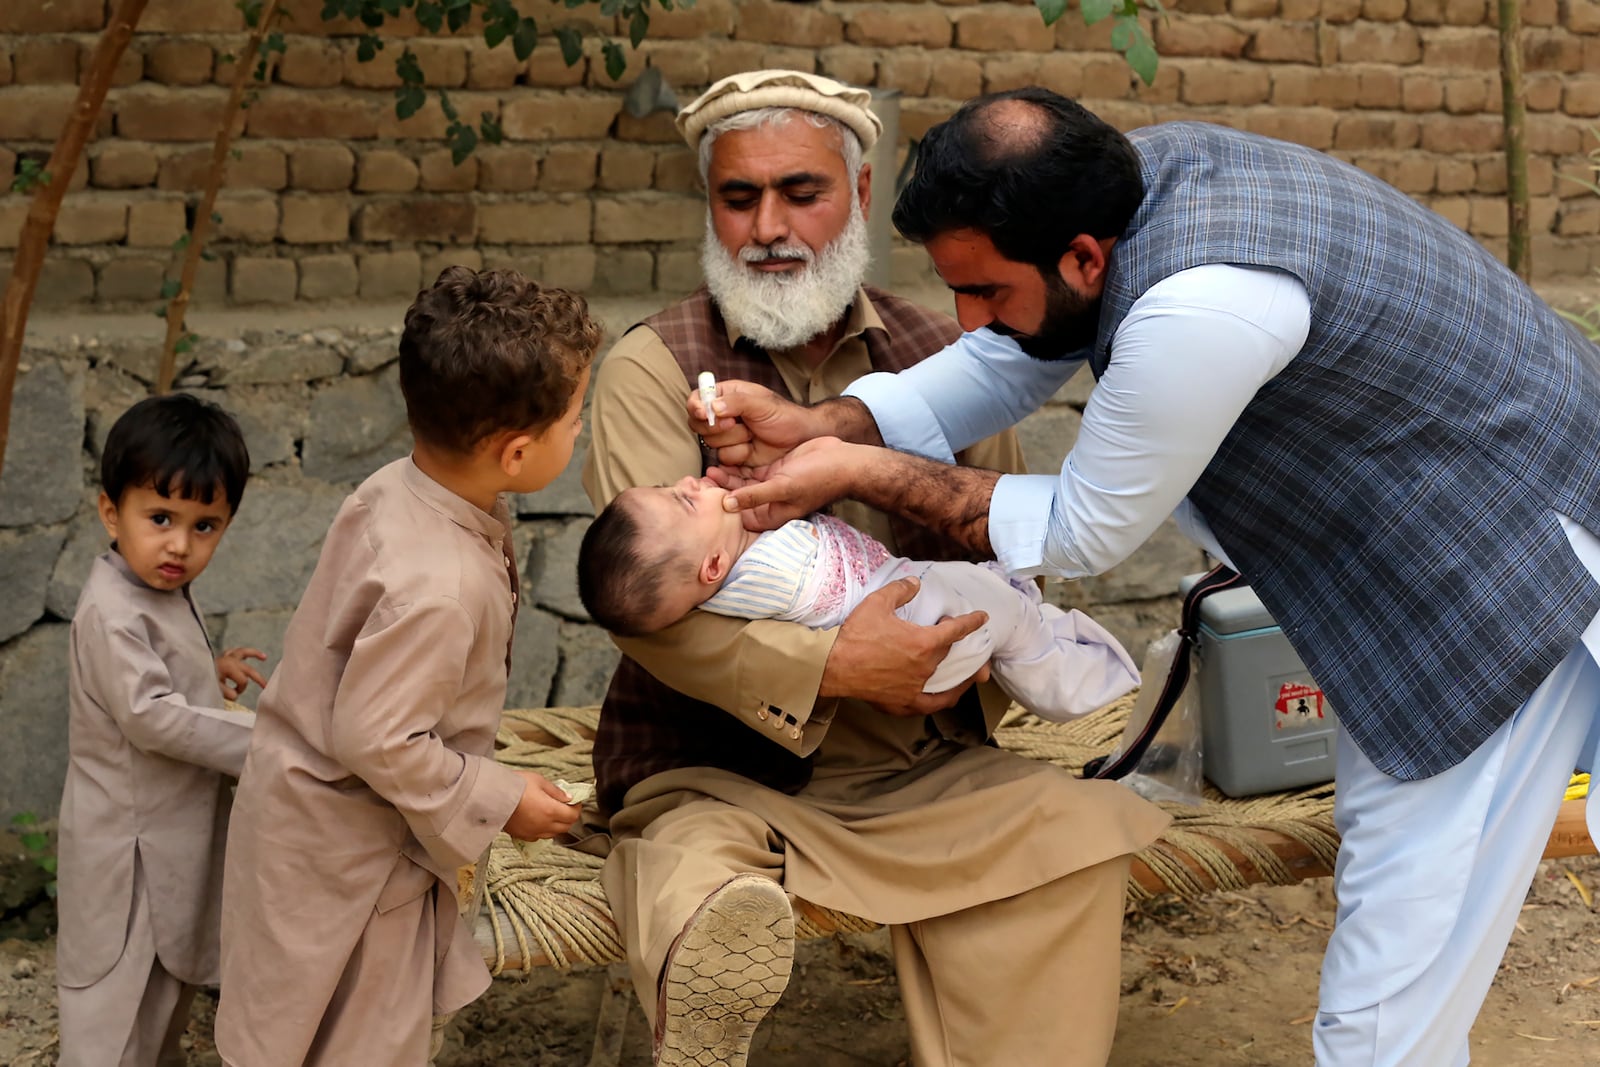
[3,0,1594,303]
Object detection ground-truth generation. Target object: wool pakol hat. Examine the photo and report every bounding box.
[674,69,882,152]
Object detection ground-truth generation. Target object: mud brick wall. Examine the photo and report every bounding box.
[1,0,1598,307]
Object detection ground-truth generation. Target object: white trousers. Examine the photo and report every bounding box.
[1313,639,1600,1065]
[885,558,1140,722]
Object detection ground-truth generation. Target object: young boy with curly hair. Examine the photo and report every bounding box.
[57,393,263,1067]
[216,268,602,1066]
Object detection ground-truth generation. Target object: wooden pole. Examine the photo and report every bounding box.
[0,0,149,482]
[156,0,282,394]
[1498,0,1531,280]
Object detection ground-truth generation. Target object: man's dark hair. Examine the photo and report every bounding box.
[399,267,603,455]
[101,393,251,514]
[892,88,1145,275]
[577,495,669,638]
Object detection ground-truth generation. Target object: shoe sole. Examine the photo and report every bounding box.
[656,874,795,1067]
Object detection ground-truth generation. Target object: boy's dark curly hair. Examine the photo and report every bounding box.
[398,267,602,454]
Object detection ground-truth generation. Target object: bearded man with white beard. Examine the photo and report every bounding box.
[579,70,1168,1067]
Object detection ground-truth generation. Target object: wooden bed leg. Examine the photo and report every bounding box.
[586,963,635,1067]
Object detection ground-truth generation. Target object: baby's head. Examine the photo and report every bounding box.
[399,266,602,494]
[578,476,751,636]
[98,393,251,591]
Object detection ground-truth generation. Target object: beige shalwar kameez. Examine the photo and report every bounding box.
[216,459,528,1067]
[583,292,1171,1067]
[57,550,255,1067]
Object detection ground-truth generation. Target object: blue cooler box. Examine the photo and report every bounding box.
[1179,573,1340,798]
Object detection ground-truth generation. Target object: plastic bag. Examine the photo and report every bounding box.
[1108,630,1204,805]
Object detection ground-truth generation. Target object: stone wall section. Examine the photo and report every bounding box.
[1,0,1598,306]
[0,316,1203,816]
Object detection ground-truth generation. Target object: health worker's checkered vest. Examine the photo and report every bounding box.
[1095,121,1600,780]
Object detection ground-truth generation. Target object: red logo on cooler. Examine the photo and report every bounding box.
[1274,682,1325,728]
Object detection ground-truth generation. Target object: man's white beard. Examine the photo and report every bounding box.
[701,199,870,353]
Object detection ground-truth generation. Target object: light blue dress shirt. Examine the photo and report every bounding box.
[844,264,1311,578]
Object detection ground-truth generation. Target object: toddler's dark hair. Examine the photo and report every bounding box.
[101,393,251,514]
[578,494,671,637]
[399,267,602,454]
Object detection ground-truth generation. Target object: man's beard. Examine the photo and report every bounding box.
[995,272,1102,361]
[701,200,870,353]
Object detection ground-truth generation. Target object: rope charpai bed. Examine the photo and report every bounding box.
[461,698,1597,978]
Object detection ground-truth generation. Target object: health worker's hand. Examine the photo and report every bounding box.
[707,436,860,532]
[688,379,819,469]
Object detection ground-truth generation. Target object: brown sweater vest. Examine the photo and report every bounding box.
[593,287,988,812]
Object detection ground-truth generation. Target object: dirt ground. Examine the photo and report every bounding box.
[4,854,1600,1066]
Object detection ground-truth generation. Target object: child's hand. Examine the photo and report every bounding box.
[216,647,269,701]
[503,771,582,842]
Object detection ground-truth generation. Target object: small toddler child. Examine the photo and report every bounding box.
[578,475,1139,722]
[216,267,602,1067]
[57,392,265,1067]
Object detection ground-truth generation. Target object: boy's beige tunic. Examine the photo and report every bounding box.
[218,459,526,1067]
[59,552,253,992]
[585,290,1171,1064]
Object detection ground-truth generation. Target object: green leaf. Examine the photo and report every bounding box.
[11,158,52,194]
[1081,0,1114,24]
[396,49,423,85]
[602,40,625,81]
[556,27,583,66]
[160,279,182,299]
[210,210,223,224]
[1110,17,1132,49]
[175,334,195,356]
[483,20,508,48]
[448,122,478,165]
[201,249,218,262]
[356,34,382,62]
[238,0,265,28]
[10,812,37,828]
[416,0,443,32]
[20,831,47,851]
[479,112,503,144]
[154,306,169,319]
[395,83,426,119]
[1034,0,1068,26]
[446,2,470,32]
[1125,38,1158,84]
[628,9,648,47]
[513,16,538,60]
[599,0,622,15]
[171,233,190,251]
[40,856,56,874]
[438,88,458,121]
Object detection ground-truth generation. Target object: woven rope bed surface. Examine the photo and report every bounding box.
[473,697,1344,976]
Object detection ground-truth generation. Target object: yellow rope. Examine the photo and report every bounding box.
[475,699,1351,974]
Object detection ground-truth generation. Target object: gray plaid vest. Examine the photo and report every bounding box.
[1093,122,1600,780]
[593,287,989,812]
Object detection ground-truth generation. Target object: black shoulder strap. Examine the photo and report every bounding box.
[1081,564,1243,781]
